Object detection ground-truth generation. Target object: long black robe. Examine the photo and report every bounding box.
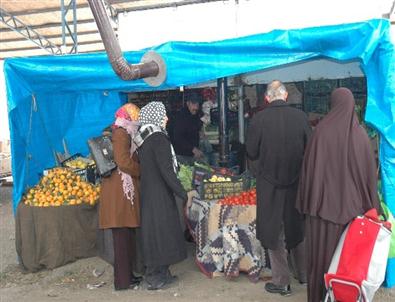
[138,132,188,267]
[246,100,311,250]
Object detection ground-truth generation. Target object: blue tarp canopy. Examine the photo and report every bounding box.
[4,19,395,286]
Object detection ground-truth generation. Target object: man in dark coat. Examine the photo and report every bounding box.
[246,80,311,296]
[170,91,204,164]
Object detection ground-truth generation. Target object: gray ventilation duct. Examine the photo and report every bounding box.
[88,0,166,86]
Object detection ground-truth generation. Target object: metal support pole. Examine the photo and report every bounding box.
[72,0,77,53]
[218,78,230,167]
[238,85,245,144]
[61,0,66,51]
[61,0,78,53]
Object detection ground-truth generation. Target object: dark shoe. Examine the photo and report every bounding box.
[130,275,143,286]
[146,274,178,290]
[299,280,307,286]
[147,280,166,291]
[265,282,292,296]
[184,229,194,243]
[166,274,178,285]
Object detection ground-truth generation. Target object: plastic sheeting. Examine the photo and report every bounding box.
[4,19,395,286]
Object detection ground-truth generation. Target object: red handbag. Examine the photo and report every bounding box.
[324,209,392,302]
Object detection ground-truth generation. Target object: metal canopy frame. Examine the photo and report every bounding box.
[61,0,78,54]
[60,0,117,54]
[0,7,62,55]
[0,0,227,58]
[0,0,118,57]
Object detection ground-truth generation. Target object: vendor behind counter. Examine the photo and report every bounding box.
[169,91,204,165]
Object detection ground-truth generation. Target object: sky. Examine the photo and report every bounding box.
[1,0,394,142]
[119,0,395,50]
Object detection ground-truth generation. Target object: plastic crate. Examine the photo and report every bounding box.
[193,164,238,188]
[199,176,250,200]
[71,166,96,184]
[193,167,210,188]
[210,108,238,126]
[61,153,82,166]
[304,79,337,95]
[304,96,330,114]
[339,77,366,93]
[61,154,97,184]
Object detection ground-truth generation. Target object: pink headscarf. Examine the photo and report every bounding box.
[113,103,140,205]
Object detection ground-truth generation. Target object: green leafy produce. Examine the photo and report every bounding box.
[194,161,214,173]
[178,164,193,191]
[378,181,395,258]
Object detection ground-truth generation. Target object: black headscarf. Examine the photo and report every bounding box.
[296,88,380,224]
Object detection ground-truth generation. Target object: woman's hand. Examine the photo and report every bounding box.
[186,190,199,208]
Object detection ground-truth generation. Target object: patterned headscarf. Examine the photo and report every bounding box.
[113,103,140,205]
[136,101,178,174]
[138,101,167,128]
[115,103,140,121]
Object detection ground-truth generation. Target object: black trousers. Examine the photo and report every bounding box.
[112,227,136,289]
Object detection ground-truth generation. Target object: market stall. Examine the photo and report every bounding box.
[4,19,394,286]
[15,163,100,272]
[15,203,97,272]
[179,162,264,281]
[186,195,264,281]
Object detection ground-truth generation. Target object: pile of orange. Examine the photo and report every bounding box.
[22,167,100,207]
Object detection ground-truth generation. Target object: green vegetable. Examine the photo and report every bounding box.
[194,161,214,172]
[378,181,395,258]
[178,164,193,191]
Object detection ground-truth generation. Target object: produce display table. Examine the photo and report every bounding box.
[15,203,98,272]
[186,197,265,282]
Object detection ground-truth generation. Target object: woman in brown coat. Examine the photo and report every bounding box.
[296,88,380,302]
[99,103,142,290]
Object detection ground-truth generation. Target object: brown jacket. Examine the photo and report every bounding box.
[99,128,140,229]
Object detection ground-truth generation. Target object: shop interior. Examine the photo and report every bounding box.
[124,59,374,173]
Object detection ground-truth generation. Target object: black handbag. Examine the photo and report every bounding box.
[87,135,116,177]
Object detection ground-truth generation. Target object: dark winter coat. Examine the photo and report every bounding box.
[246,100,311,249]
[171,107,202,156]
[137,132,188,267]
